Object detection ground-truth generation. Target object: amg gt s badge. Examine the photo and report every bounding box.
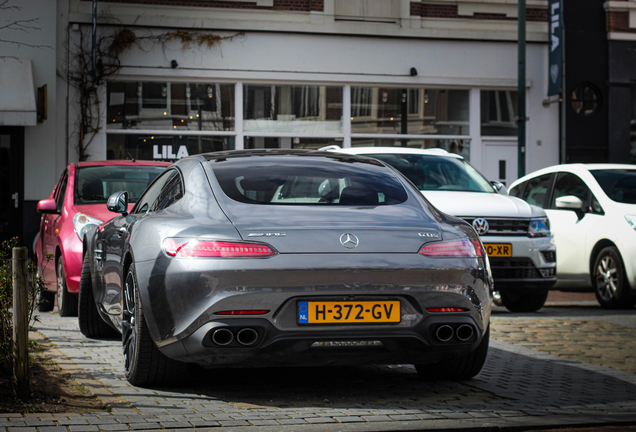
[418,232,439,238]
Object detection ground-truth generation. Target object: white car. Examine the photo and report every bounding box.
[509,164,636,309]
[330,146,557,312]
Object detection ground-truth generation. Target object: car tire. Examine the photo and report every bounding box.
[79,253,119,338]
[123,263,184,387]
[499,289,548,313]
[593,246,636,309]
[57,257,78,317]
[415,326,489,381]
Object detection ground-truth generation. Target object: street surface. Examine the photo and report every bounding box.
[2,292,635,432]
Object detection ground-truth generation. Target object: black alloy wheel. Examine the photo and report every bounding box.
[593,246,636,309]
[122,263,184,387]
[57,257,78,317]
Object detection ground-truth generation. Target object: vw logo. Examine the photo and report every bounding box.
[340,233,359,249]
[472,218,489,235]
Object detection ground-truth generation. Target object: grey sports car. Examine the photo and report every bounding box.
[79,149,493,387]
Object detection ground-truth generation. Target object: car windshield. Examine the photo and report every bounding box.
[75,165,166,204]
[366,153,495,193]
[590,169,636,204]
[209,155,408,205]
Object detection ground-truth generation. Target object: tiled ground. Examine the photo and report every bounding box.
[2,307,636,431]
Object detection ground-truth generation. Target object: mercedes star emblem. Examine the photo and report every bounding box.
[472,218,490,235]
[339,233,359,249]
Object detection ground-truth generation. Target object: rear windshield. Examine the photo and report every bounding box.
[209,155,408,205]
[590,169,636,204]
[75,165,166,204]
[366,153,495,193]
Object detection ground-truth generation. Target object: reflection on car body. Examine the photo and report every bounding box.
[80,150,493,387]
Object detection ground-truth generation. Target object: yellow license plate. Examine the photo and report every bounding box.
[298,301,400,324]
[483,243,512,257]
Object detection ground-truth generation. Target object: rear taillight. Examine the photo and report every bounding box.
[427,308,468,313]
[215,310,270,315]
[419,239,482,258]
[163,238,277,258]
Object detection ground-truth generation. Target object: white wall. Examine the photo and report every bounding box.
[2,0,59,200]
[95,29,559,180]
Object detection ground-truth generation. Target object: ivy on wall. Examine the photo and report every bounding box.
[65,25,243,161]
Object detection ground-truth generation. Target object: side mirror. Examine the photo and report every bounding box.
[37,198,58,214]
[491,181,508,195]
[107,191,129,215]
[555,195,583,210]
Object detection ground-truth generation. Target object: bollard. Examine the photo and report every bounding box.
[12,246,30,400]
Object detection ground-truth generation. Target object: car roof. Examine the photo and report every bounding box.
[571,163,636,170]
[327,146,463,159]
[512,163,636,185]
[76,160,171,168]
[199,148,386,166]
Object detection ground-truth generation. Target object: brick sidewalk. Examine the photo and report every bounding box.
[2,310,636,432]
[491,318,636,375]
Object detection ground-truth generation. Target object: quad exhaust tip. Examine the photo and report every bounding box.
[211,328,234,346]
[236,328,259,346]
[434,324,474,342]
[435,325,454,342]
[455,324,474,341]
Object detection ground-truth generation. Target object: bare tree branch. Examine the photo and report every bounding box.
[0,1,50,55]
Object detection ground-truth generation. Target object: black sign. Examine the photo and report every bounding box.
[548,0,563,96]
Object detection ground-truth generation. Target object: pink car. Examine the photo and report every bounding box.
[35,160,170,316]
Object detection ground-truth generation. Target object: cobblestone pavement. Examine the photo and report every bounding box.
[2,304,636,432]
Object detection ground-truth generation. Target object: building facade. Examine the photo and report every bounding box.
[2,0,559,250]
[564,0,636,165]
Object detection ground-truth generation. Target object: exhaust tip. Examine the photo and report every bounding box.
[435,325,454,342]
[456,324,474,342]
[212,328,234,346]
[236,328,259,346]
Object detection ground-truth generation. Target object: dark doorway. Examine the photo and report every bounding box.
[0,127,24,246]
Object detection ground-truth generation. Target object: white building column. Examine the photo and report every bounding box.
[234,82,244,150]
[469,87,482,170]
[343,84,351,148]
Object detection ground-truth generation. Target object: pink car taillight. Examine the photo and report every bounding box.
[163,238,277,258]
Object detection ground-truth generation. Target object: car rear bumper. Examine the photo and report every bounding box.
[132,252,493,366]
[159,314,486,368]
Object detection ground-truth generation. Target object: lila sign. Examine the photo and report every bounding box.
[153,145,189,160]
[548,0,562,96]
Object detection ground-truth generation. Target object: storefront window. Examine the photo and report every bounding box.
[107,134,234,162]
[243,85,343,133]
[350,87,469,135]
[571,83,600,116]
[107,82,235,131]
[480,90,518,136]
[244,137,343,150]
[351,138,471,160]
